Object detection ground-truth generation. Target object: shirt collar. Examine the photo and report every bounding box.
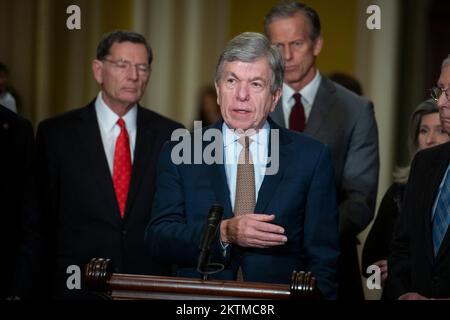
[282,70,322,106]
[95,92,137,133]
[222,121,270,148]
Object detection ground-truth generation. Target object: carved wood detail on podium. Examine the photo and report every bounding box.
[85,258,321,300]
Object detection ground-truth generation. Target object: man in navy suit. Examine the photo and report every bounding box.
[36,30,182,298]
[146,32,339,299]
[264,2,379,300]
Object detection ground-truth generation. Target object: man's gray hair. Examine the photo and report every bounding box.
[442,54,450,69]
[214,32,284,94]
[264,1,321,42]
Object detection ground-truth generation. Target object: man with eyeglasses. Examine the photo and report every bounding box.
[432,57,450,134]
[388,54,450,300]
[35,30,182,299]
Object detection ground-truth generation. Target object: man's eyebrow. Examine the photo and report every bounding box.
[249,76,266,83]
[224,72,267,83]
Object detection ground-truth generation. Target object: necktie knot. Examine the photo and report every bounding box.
[237,136,253,164]
[117,118,126,130]
[293,92,302,104]
[237,136,252,148]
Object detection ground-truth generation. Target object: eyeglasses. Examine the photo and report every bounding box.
[103,58,150,75]
[430,86,450,102]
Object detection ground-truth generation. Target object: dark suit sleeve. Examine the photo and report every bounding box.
[361,183,402,276]
[339,101,379,235]
[388,169,416,299]
[145,141,225,267]
[9,119,41,298]
[33,121,61,295]
[304,145,340,299]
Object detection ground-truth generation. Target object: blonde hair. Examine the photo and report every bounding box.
[392,99,439,184]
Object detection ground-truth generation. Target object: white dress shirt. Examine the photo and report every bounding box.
[223,121,270,212]
[281,71,322,128]
[95,92,137,174]
[0,91,17,113]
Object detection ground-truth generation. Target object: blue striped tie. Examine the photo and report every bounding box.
[432,171,450,256]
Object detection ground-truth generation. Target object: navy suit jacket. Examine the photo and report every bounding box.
[146,119,339,299]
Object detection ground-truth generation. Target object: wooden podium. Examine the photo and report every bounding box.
[85,258,322,300]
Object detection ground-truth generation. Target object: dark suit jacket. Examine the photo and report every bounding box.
[271,76,379,299]
[0,105,38,298]
[271,76,379,235]
[145,119,339,299]
[389,142,450,299]
[36,100,182,298]
[362,182,405,299]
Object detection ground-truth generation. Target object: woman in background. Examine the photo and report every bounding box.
[194,85,221,128]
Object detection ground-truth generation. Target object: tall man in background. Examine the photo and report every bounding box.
[264,2,379,299]
[36,30,182,298]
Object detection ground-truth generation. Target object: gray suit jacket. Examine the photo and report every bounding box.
[270,76,379,236]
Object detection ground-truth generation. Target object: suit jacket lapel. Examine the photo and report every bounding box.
[77,103,121,220]
[211,162,233,219]
[124,106,157,219]
[270,100,285,128]
[254,119,288,213]
[205,121,233,219]
[305,77,336,137]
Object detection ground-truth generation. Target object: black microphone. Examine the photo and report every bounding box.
[197,204,224,279]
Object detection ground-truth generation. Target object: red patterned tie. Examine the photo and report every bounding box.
[289,93,305,132]
[113,118,131,218]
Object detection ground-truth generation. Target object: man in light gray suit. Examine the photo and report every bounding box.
[264,2,379,300]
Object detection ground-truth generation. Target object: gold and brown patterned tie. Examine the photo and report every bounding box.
[234,136,255,281]
[234,136,255,216]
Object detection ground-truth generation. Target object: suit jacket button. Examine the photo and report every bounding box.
[122,230,127,237]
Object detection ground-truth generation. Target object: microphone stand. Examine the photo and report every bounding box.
[197,204,225,280]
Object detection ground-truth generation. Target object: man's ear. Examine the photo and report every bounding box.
[214,82,220,105]
[270,88,282,113]
[313,36,323,57]
[92,59,103,85]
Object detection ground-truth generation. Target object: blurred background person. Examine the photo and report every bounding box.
[0,63,17,113]
[0,104,39,299]
[363,99,450,299]
[193,85,221,128]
